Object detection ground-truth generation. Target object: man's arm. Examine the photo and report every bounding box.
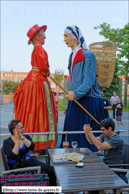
[86,133,102,144]
[110,97,113,106]
[83,125,112,150]
[104,106,112,110]
[83,124,102,144]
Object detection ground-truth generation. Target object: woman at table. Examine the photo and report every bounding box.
[3,119,57,186]
[13,24,57,151]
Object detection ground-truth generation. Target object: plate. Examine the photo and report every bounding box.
[62,153,84,162]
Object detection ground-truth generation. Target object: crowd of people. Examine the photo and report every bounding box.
[100,91,123,126]
[3,23,127,189]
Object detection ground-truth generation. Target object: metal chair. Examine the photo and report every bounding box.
[0,145,41,175]
[107,144,129,170]
[108,144,129,194]
[97,144,129,194]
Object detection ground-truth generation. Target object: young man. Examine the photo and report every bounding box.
[101,91,112,118]
[83,118,127,183]
[60,25,104,151]
[110,92,119,119]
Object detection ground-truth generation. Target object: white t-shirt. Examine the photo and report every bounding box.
[110,96,119,104]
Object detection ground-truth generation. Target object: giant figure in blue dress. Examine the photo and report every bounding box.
[60,25,105,152]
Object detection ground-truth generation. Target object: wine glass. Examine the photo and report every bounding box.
[62,141,69,153]
[71,141,78,153]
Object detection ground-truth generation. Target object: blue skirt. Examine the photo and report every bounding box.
[60,97,105,152]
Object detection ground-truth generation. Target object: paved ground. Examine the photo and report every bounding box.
[1,102,129,144]
[0,102,129,174]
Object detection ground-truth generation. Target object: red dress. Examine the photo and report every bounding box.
[13,46,57,150]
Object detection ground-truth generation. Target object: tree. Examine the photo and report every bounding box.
[53,69,64,93]
[3,80,13,95]
[3,80,20,95]
[94,23,129,106]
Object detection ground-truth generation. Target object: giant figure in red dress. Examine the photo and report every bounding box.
[13,24,57,150]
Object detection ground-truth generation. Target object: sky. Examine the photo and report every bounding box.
[1,0,128,75]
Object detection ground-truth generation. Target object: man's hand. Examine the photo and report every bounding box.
[83,124,92,134]
[65,91,74,101]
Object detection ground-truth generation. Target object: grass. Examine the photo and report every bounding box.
[58,98,67,111]
[58,98,129,112]
[109,101,129,112]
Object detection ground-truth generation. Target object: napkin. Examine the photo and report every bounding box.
[52,155,63,160]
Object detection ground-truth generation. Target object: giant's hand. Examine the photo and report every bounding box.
[47,70,50,77]
[65,91,75,101]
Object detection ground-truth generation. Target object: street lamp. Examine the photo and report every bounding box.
[124,78,128,107]
[1,69,4,105]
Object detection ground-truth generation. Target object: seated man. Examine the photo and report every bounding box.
[83,118,128,183]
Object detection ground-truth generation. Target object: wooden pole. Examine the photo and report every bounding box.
[50,76,100,125]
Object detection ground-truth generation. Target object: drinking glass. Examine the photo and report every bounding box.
[71,141,78,153]
[62,141,69,153]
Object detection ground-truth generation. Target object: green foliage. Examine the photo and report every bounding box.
[3,80,20,95]
[3,80,12,95]
[53,69,64,84]
[12,82,20,93]
[94,22,129,81]
[58,98,67,111]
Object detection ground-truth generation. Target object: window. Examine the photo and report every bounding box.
[51,83,55,88]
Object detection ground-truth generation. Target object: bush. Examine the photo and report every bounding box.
[3,80,20,95]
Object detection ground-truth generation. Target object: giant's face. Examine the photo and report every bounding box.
[63,31,75,48]
[38,29,46,45]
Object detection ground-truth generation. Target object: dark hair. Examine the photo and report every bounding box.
[8,119,21,135]
[99,118,115,131]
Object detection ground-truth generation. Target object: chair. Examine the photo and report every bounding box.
[98,144,129,194]
[0,145,41,175]
[107,144,129,170]
[108,144,129,194]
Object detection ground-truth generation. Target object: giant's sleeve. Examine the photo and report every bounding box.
[73,52,96,100]
[37,47,49,74]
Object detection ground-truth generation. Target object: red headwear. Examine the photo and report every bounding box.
[27,24,47,45]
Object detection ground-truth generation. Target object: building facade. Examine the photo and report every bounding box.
[0,71,68,96]
[0,71,129,99]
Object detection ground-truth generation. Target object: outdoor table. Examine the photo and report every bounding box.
[48,148,102,164]
[48,148,129,194]
[53,162,129,194]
